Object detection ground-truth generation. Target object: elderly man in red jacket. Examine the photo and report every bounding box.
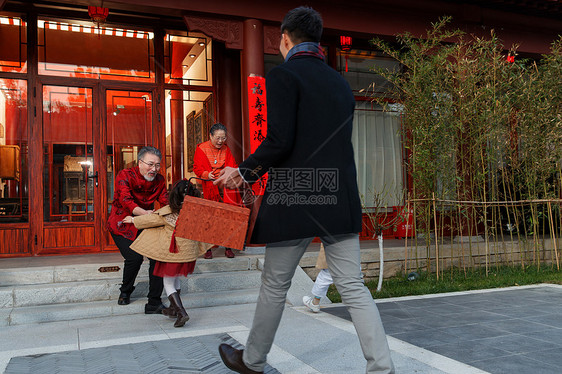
[215,6,394,374]
[107,146,169,314]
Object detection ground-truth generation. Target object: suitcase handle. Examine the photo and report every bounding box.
[187,176,257,207]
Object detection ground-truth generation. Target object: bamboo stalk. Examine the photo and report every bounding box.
[480,147,489,276]
[450,202,455,280]
[548,201,560,270]
[440,200,446,278]
[404,196,411,275]
[531,204,539,269]
[500,166,515,267]
[433,193,439,280]
[457,203,466,276]
[414,200,419,271]
[425,200,431,273]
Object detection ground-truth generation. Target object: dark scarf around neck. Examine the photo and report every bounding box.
[285,42,325,62]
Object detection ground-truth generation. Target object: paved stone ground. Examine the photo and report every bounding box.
[4,333,280,374]
[5,278,560,373]
[324,284,562,374]
[0,300,473,374]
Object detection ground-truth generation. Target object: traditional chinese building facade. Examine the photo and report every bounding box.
[0,0,560,257]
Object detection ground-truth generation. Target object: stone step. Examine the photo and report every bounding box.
[0,256,259,287]
[1,288,260,326]
[1,270,263,308]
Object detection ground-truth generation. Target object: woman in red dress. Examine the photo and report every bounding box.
[193,123,241,259]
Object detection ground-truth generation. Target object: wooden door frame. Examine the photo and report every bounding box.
[100,85,163,252]
[34,79,163,254]
[35,80,99,255]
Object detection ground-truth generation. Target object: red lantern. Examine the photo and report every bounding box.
[340,36,352,52]
[88,6,109,25]
[340,36,352,72]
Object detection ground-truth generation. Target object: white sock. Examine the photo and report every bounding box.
[163,276,177,296]
[174,277,181,291]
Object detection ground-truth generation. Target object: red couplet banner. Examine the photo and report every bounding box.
[247,75,268,195]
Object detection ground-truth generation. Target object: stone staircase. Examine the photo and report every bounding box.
[0,255,266,326]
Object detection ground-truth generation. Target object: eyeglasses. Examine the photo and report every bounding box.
[213,136,227,142]
[139,159,161,170]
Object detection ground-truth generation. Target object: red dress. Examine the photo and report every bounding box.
[153,261,195,277]
[152,212,196,277]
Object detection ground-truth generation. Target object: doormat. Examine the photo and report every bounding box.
[5,333,280,374]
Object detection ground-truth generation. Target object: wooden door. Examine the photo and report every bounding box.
[37,86,156,254]
[39,85,101,254]
[0,79,29,257]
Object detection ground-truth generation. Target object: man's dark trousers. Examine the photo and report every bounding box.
[111,232,164,305]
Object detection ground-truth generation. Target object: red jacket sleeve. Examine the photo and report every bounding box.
[224,146,238,168]
[193,146,211,180]
[115,169,139,213]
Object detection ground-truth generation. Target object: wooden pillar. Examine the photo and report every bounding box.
[170,90,184,180]
[153,28,166,175]
[215,43,243,164]
[27,9,41,254]
[240,19,264,159]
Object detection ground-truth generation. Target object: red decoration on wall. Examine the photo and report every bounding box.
[340,36,352,72]
[247,75,268,195]
[340,36,352,51]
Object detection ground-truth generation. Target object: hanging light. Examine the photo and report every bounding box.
[340,36,352,72]
[88,6,109,30]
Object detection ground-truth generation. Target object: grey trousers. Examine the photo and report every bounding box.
[242,233,395,374]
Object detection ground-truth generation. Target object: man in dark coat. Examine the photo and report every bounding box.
[215,6,394,374]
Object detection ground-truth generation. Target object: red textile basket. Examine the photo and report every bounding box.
[175,195,250,250]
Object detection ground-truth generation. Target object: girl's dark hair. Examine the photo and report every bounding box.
[169,179,201,213]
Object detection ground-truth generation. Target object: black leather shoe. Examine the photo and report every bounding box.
[144,303,166,314]
[218,344,263,374]
[117,292,130,305]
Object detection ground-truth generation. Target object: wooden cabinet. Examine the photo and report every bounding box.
[0,145,20,181]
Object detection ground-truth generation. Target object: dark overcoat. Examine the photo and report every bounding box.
[240,53,362,244]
